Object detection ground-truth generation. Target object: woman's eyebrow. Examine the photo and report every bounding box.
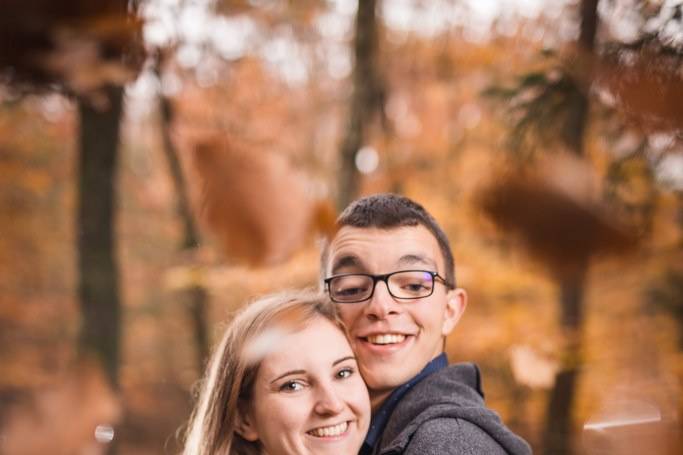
[332,356,356,366]
[270,370,306,384]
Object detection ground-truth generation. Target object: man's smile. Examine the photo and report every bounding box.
[365,333,407,345]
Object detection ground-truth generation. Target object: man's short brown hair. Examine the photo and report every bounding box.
[322,193,456,287]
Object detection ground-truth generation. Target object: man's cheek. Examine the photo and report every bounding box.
[338,308,360,327]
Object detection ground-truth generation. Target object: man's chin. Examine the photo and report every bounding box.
[362,368,416,394]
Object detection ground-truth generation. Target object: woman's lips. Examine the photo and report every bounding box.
[307,421,350,438]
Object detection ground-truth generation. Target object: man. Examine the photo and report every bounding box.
[321,193,531,454]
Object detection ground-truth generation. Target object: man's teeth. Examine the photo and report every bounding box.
[367,334,406,345]
[308,421,348,437]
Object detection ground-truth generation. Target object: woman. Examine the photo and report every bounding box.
[183,290,370,455]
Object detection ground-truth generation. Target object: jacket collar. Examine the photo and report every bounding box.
[360,353,448,455]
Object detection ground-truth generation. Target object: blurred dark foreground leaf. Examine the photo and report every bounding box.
[478,154,640,275]
[192,137,335,266]
[0,0,144,98]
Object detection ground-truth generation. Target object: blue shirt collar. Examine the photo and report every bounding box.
[359,352,448,455]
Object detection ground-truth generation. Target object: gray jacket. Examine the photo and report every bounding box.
[374,363,532,455]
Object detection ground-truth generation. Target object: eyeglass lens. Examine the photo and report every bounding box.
[329,271,435,302]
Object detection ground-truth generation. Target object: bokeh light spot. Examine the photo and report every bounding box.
[355,146,379,174]
[94,424,115,444]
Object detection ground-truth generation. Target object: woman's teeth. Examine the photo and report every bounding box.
[367,334,406,345]
[308,421,348,437]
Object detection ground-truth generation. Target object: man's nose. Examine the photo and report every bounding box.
[313,382,345,415]
[364,279,401,320]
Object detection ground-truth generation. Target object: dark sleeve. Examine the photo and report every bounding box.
[403,417,508,455]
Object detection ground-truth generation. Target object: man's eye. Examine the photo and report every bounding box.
[403,282,428,291]
[280,380,305,392]
[337,286,366,296]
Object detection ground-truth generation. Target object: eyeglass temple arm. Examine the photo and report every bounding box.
[435,273,455,289]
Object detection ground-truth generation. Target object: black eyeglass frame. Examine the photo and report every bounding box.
[324,269,455,304]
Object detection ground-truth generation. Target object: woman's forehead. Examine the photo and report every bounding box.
[252,318,350,370]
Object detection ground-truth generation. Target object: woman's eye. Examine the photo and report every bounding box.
[280,380,305,392]
[336,367,354,379]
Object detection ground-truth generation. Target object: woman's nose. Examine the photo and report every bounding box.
[313,383,345,415]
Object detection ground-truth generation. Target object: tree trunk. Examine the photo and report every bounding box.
[157,69,200,252]
[186,286,210,371]
[77,86,124,390]
[562,87,589,156]
[337,0,383,210]
[578,0,599,52]
[542,1,599,452]
[677,191,683,248]
[154,54,210,373]
[542,269,587,455]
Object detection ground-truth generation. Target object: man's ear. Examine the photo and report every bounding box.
[442,288,467,336]
[235,409,259,442]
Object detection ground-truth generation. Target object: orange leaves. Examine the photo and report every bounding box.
[192,137,332,266]
[595,46,683,133]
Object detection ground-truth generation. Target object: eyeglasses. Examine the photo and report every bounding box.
[324,270,453,304]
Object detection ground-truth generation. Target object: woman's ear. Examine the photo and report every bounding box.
[235,410,259,442]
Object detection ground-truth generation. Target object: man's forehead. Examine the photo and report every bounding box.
[326,225,442,273]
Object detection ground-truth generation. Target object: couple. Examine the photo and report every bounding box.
[183,194,532,454]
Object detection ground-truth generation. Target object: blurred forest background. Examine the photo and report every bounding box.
[1,0,682,454]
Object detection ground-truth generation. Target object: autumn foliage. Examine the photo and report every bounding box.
[479,153,639,276]
[1,1,683,454]
[191,136,323,265]
[0,0,143,95]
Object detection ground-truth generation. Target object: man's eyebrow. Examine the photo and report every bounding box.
[270,370,305,384]
[332,355,356,367]
[330,255,365,274]
[398,254,437,269]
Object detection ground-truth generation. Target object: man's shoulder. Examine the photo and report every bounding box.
[377,362,532,455]
[425,362,483,396]
[406,417,509,454]
[399,362,486,412]
[376,362,486,452]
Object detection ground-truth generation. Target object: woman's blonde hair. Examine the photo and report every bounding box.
[182,290,340,455]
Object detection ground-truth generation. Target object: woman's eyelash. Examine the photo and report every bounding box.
[278,366,356,390]
[279,380,304,392]
[337,366,355,378]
